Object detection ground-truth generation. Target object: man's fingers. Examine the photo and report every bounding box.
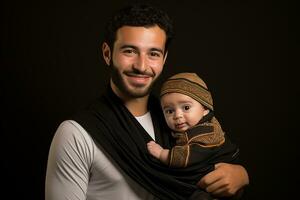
[205,178,225,193]
[214,162,224,169]
[197,168,222,188]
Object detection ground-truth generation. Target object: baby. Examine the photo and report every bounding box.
[147,72,239,199]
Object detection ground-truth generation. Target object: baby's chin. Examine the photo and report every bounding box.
[173,127,189,133]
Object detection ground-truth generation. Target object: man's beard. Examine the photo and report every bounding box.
[110,63,156,98]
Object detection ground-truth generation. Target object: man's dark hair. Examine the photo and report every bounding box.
[104,3,174,53]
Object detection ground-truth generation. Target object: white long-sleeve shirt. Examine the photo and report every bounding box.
[45,119,155,200]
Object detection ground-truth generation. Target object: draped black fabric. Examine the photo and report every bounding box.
[72,86,239,200]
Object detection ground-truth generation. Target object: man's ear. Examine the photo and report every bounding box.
[163,51,168,64]
[102,42,111,66]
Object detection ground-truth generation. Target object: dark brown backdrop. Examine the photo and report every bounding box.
[1,0,296,199]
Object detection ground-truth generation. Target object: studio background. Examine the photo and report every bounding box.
[1,0,296,199]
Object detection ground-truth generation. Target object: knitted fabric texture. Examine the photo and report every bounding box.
[160,73,214,111]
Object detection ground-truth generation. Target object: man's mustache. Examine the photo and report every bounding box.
[125,68,154,77]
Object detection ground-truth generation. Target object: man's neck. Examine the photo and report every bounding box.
[111,82,149,117]
[124,97,149,116]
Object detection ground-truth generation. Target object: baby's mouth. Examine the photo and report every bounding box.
[175,122,186,129]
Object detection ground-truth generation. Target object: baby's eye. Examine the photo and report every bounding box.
[183,105,190,111]
[164,109,173,114]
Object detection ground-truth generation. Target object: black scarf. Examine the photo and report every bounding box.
[72,86,239,200]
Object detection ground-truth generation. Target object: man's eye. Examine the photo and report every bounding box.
[150,52,161,57]
[123,49,135,54]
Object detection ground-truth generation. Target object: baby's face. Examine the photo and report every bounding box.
[160,93,209,132]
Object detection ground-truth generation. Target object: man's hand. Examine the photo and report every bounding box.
[197,163,249,197]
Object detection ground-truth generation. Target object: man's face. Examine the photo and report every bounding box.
[103,25,167,98]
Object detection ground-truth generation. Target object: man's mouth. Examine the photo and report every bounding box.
[125,72,153,86]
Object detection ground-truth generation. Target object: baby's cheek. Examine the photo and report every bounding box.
[166,120,174,128]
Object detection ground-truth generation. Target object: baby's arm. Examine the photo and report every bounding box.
[147,141,169,165]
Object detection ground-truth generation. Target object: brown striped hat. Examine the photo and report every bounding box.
[160,72,214,111]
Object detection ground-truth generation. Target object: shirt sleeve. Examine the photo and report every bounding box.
[45,120,94,200]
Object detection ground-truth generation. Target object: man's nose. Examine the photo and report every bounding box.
[134,54,147,72]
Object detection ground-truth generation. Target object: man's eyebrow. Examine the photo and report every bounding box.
[120,45,138,50]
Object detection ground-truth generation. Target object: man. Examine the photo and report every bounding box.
[45,4,249,200]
